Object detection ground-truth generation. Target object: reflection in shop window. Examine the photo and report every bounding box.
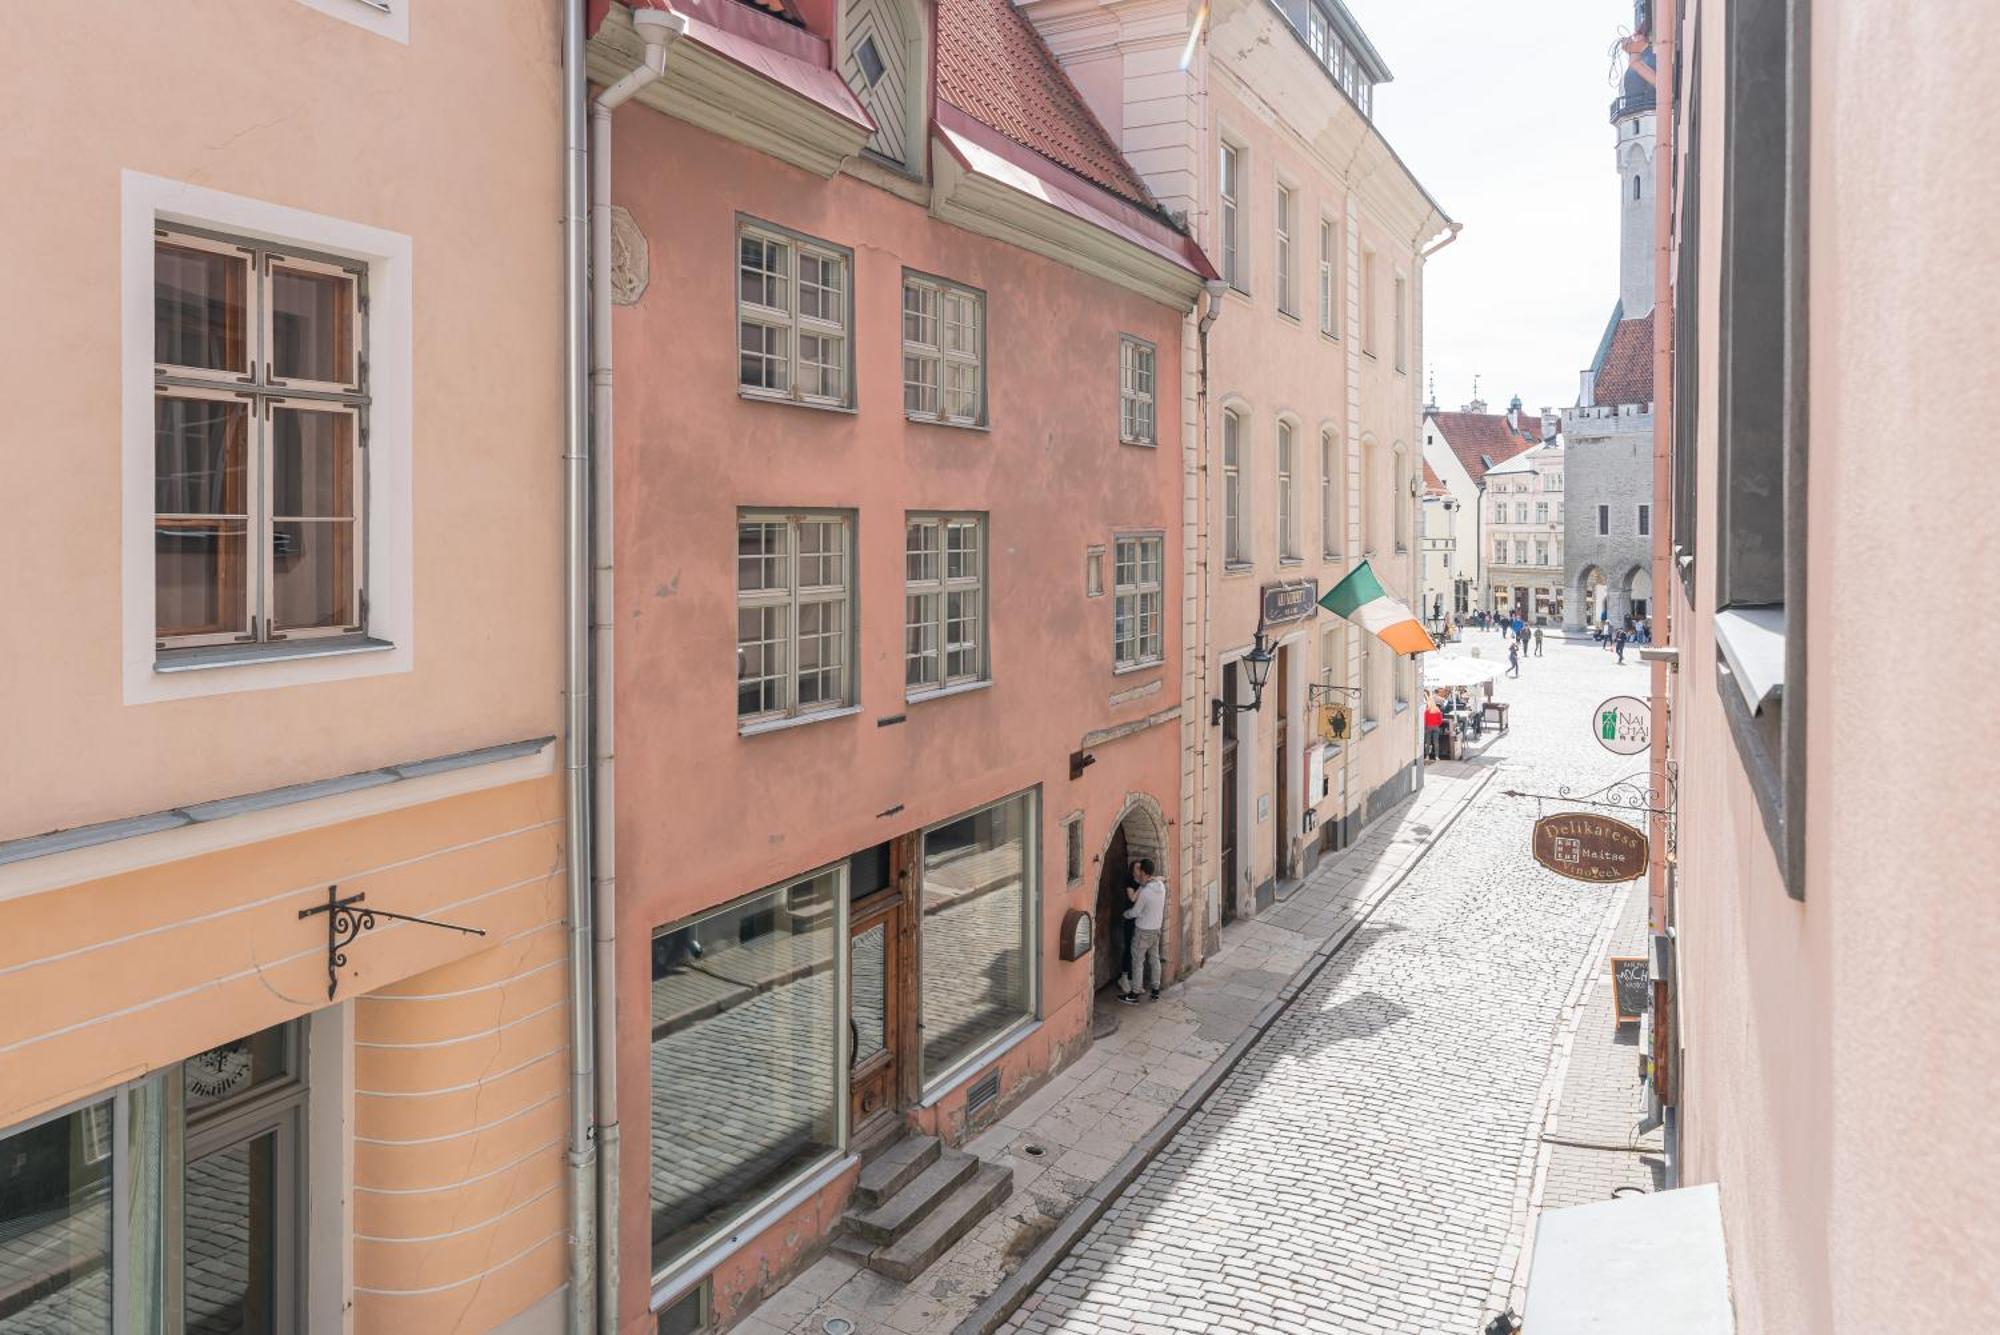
[920,792,1038,1087]
[649,869,842,1276]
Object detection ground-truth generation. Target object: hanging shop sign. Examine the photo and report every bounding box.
[1059,908,1094,962]
[1261,579,1321,625]
[1610,956,1651,1025]
[1531,813,1649,884]
[1593,695,1652,756]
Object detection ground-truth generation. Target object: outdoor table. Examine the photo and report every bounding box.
[1483,701,1510,735]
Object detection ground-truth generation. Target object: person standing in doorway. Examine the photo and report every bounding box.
[1117,859,1143,995]
[1533,626,1544,657]
[1507,640,1521,678]
[1122,859,1167,1003]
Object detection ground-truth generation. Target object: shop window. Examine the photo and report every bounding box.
[920,791,1038,1089]
[649,868,843,1276]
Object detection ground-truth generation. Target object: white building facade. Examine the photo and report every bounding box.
[1483,441,1567,623]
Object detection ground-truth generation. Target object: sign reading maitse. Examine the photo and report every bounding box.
[1532,812,1650,883]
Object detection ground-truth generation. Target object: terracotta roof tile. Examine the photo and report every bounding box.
[936,0,1158,212]
[1593,311,1655,405]
[1422,459,1446,494]
[1427,410,1539,484]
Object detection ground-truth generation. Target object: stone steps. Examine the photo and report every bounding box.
[837,1135,1012,1281]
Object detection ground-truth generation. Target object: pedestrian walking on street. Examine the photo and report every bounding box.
[1614,630,1628,664]
[1507,641,1520,677]
[1533,627,1544,656]
[1122,859,1167,1002]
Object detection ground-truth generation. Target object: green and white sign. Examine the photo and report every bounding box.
[1595,695,1652,755]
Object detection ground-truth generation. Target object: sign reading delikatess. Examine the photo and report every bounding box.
[1531,812,1649,883]
[1261,580,1320,625]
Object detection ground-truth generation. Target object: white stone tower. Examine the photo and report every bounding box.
[1612,1,1657,317]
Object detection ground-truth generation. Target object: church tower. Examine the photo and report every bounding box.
[1612,1,1657,316]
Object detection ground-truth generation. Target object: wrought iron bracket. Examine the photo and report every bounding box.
[299,884,487,1000]
[1306,683,1363,704]
[1500,762,1680,855]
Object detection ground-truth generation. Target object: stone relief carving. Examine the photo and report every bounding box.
[609,206,649,306]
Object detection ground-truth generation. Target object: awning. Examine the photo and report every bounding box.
[1422,656,1503,689]
[1318,559,1436,656]
[1522,1184,1735,1334]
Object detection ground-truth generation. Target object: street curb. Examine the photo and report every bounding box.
[950,767,1500,1335]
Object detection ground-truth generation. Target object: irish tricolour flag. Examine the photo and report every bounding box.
[1318,560,1437,656]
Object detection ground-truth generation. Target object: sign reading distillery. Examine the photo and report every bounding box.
[1261,579,1320,625]
[1531,813,1650,884]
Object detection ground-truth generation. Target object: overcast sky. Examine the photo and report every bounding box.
[1350,0,1642,417]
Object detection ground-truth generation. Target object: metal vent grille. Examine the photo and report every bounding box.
[965,1069,1001,1120]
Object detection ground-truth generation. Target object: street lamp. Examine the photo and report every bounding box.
[1211,629,1276,727]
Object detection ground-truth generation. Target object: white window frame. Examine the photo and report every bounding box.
[1307,5,1329,62]
[1318,218,1338,337]
[1515,540,1529,565]
[1321,428,1342,559]
[292,0,408,43]
[1495,539,1507,563]
[1393,273,1408,372]
[1536,502,1549,523]
[122,172,412,704]
[1222,407,1248,565]
[1535,538,1549,567]
[1360,249,1378,354]
[1086,544,1105,596]
[737,219,854,410]
[905,513,988,699]
[1277,418,1299,561]
[902,272,985,426]
[1112,532,1166,670]
[1275,184,1296,316]
[737,510,856,729]
[1220,141,1245,293]
[1119,336,1157,445]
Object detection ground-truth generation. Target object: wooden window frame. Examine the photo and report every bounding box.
[736,219,854,410]
[1119,336,1157,445]
[1112,532,1165,670]
[736,510,856,729]
[904,513,988,698]
[902,272,986,427]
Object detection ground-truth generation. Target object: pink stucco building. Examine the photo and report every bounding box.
[581,0,1213,1326]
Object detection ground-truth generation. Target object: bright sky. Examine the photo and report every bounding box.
[1351,0,1641,418]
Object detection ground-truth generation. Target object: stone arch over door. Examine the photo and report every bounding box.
[1575,564,1608,627]
[1090,794,1172,999]
[1623,565,1653,621]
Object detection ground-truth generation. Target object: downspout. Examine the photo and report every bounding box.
[560,2,594,1329]
[588,11,687,1334]
[1646,0,1677,1134]
[1193,278,1227,948]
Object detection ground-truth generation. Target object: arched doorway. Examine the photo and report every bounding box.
[1625,565,1653,622]
[1092,796,1169,997]
[1575,565,1608,628]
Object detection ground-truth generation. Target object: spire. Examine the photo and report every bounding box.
[1425,367,1438,414]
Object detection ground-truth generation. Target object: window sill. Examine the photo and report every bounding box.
[1321,330,1340,343]
[1714,606,1785,716]
[1222,561,1255,577]
[1113,658,1165,677]
[905,414,990,434]
[1393,700,1409,715]
[155,635,394,674]
[1277,557,1305,568]
[738,388,857,416]
[1118,436,1158,449]
[907,679,993,706]
[1276,306,1301,324]
[1360,719,1379,735]
[738,704,862,737]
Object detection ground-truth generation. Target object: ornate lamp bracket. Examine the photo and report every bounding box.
[299,884,487,1000]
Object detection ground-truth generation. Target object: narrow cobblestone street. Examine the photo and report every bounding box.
[991,633,1660,1335]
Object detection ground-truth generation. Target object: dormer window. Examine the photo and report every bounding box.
[843,0,920,167]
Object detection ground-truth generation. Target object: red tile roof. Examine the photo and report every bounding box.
[1593,311,1655,406]
[1422,460,1447,495]
[936,0,1158,213]
[1427,411,1539,485]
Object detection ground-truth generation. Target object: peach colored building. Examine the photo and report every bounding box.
[581,0,1212,1327]
[0,3,575,1332]
[1579,0,2000,1328]
[1024,0,1451,942]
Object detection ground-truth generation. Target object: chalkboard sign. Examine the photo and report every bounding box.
[1610,956,1650,1025]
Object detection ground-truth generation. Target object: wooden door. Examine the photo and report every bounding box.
[1274,646,1290,882]
[849,892,901,1132]
[1220,671,1239,924]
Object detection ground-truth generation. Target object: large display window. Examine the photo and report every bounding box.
[919,790,1039,1089]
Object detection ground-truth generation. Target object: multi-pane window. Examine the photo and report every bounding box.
[738,223,852,406]
[1549,472,1563,492]
[902,274,984,425]
[1223,408,1246,564]
[1393,275,1408,372]
[1119,337,1157,444]
[1536,502,1549,523]
[1494,502,1506,523]
[1319,219,1338,336]
[1494,540,1507,563]
[1275,185,1296,316]
[1307,5,1329,61]
[154,229,367,651]
[1360,251,1378,353]
[1516,503,1529,523]
[1535,539,1549,566]
[737,513,853,724]
[905,514,986,695]
[1277,420,1298,560]
[1112,534,1165,668]
[1321,429,1342,558]
[1220,143,1244,292]
[1515,540,1529,564]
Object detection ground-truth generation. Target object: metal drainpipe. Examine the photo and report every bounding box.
[587,12,687,1333]
[560,1,595,1328]
[1194,279,1227,947]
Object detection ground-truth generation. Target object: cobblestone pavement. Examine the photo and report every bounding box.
[741,766,1493,1335]
[997,633,1660,1335]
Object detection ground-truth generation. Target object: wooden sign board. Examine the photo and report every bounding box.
[1261,579,1321,625]
[1610,956,1650,1025]
[1532,812,1650,884]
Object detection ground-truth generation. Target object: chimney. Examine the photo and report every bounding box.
[1541,406,1560,441]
